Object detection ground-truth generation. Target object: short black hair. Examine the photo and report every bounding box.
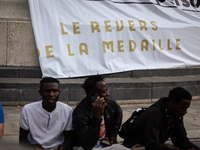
[40,77,60,90]
[168,87,192,103]
[82,75,105,95]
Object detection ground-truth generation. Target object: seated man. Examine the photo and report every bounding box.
[123,87,200,150]
[19,77,73,150]
[73,76,130,150]
[0,101,4,139]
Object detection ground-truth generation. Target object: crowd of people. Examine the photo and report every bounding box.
[0,76,199,150]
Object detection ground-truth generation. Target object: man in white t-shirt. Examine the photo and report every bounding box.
[19,77,73,150]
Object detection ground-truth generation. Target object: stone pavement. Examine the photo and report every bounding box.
[1,100,200,150]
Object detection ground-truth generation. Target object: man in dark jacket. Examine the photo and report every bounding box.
[123,87,200,150]
[73,76,129,150]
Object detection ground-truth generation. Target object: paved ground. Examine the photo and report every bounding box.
[1,100,200,150]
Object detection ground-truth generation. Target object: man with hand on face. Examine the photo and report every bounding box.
[122,87,200,150]
[19,77,73,150]
[73,76,130,150]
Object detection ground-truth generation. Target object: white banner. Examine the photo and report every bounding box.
[28,0,200,78]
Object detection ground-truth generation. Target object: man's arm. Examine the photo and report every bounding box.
[109,101,122,143]
[73,112,101,150]
[0,101,4,139]
[56,130,73,150]
[19,127,44,150]
[0,123,4,139]
[142,109,177,150]
[171,119,200,150]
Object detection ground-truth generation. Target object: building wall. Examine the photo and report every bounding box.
[0,0,39,67]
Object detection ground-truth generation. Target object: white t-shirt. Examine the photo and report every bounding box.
[20,101,73,149]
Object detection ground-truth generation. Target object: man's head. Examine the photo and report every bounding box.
[82,75,110,103]
[39,77,60,111]
[167,87,192,118]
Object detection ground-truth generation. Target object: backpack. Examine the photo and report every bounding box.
[119,107,147,139]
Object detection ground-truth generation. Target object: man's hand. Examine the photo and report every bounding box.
[35,144,45,150]
[56,145,67,150]
[92,97,107,120]
[109,136,117,144]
